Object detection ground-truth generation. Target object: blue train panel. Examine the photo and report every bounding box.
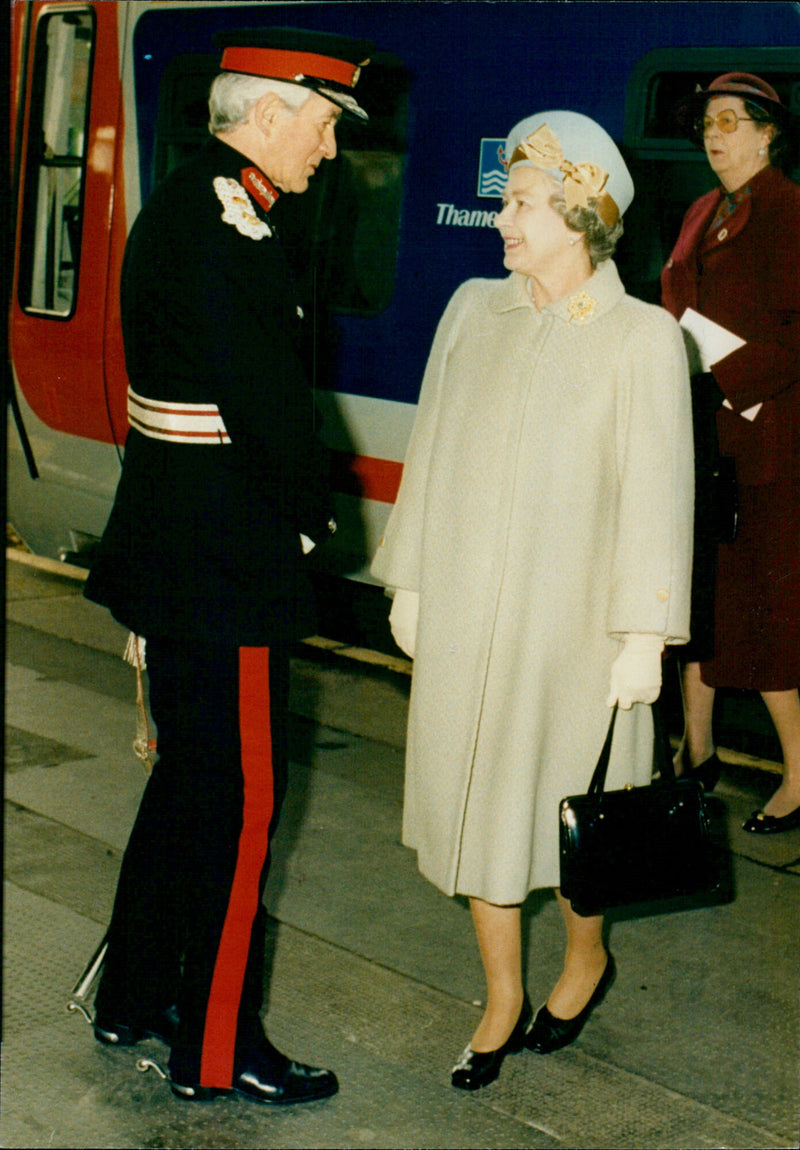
[127,2,800,409]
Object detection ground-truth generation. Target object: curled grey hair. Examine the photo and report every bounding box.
[743,99,791,172]
[548,184,625,268]
[208,72,312,134]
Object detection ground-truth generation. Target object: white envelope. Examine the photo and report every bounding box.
[679,308,761,421]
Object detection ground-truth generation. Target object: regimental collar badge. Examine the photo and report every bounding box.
[566,289,597,323]
[241,167,279,212]
[213,176,272,240]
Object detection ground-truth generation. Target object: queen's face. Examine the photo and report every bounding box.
[494,166,578,280]
[702,94,773,191]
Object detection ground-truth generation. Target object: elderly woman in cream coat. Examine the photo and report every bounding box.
[371,110,693,1090]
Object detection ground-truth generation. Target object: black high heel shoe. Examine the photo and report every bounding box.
[526,954,615,1055]
[691,753,722,793]
[676,746,722,793]
[742,805,800,834]
[451,994,532,1091]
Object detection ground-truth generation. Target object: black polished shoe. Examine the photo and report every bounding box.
[451,994,532,1091]
[526,955,615,1055]
[94,1004,180,1047]
[170,1039,338,1105]
[742,805,800,834]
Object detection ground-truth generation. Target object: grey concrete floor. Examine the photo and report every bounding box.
[3,553,799,1149]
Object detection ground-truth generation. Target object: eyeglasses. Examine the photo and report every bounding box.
[696,109,754,135]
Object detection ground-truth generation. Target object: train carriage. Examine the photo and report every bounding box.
[8,0,800,580]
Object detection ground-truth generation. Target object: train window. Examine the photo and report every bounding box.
[619,48,800,304]
[636,69,800,144]
[151,53,409,316]
[18,9,95,318]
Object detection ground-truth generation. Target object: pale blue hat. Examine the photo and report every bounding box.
[505,110,634,225]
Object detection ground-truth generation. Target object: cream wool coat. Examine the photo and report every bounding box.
[371,261,694,902]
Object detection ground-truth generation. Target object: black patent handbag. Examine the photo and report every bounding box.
[559,701,718,917]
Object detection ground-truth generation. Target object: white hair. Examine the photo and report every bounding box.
[208,72,312,134]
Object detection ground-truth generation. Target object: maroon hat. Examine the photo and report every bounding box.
[674,71,793,142]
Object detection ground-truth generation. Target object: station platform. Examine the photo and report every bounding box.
[4,551,799,1149]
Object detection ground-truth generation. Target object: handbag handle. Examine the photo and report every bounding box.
[587,699,676,796]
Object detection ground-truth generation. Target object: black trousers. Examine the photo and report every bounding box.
[95,636,289,1087]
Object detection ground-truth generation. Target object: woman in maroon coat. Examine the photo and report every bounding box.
[661,72,800,833]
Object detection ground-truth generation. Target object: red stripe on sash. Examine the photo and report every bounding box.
[200,647,274,1087]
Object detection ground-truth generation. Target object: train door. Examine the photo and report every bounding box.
[11,2,124,441]
[9,1,129,557]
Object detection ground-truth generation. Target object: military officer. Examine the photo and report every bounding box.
[83,27,373,1104]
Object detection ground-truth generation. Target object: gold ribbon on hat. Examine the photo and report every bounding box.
[508,123,619,225]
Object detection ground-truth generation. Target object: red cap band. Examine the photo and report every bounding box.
[220,46,358,88]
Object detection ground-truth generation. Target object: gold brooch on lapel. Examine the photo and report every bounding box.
[566,290,597,323]
[213,177,271,240]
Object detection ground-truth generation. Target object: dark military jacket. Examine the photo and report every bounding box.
[84,138,333,643]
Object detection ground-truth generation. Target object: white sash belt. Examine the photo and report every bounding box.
[127,386,231,444]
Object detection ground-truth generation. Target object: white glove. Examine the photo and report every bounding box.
[607,634,664,709]
[389,588,419,659]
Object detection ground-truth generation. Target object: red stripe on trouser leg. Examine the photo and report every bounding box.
[199,647,274,1087]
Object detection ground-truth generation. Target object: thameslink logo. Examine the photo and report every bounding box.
[478,138,507,197]
[436,204,498,227]
[434,137,507,226]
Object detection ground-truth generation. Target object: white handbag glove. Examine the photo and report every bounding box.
[389,588,419,659]
[607,634,664,709]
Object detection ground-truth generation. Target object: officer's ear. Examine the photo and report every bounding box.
[253,92,290,140]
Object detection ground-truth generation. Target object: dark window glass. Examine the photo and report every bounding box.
[19,10,94,317]
[619,54,800,304]
[151,53,409,316]
[639,70,800,141]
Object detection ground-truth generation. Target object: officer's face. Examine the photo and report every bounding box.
[269,92,341,193]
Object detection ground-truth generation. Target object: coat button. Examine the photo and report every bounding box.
[656,588,670,602]
[717,228,728,241]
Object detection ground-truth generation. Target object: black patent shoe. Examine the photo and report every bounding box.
[691,753,722,793]
[451,994,532,1091]
[742,805,800,834]
[170,1039,338,1105]
[526,955,615,1055]
[676,747,722,793]
[94,1004,180,1047]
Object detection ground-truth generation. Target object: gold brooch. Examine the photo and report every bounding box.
[566,290,597,323]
